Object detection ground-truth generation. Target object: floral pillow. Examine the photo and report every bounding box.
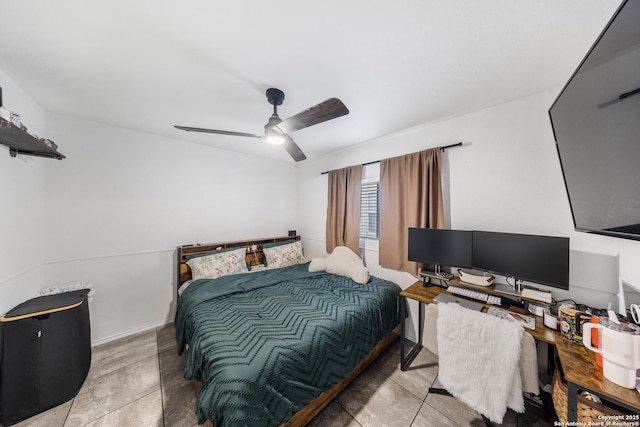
[263,241,306,269]
[187,247,249,280]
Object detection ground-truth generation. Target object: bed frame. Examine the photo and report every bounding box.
[175,235,400,427]
[176,235,300,290]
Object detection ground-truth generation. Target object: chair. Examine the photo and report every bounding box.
[423,303,539,424]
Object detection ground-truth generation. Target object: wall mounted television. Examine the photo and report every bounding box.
[472,231,570,290]
[407,228,473,271]
[549,0,640,241]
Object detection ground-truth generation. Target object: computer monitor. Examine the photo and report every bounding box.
[407,228,473,272]
[472,231,569,290]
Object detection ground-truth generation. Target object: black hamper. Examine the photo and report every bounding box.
[0,290,91,426]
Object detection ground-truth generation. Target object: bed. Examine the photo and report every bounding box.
[175,236,402,426]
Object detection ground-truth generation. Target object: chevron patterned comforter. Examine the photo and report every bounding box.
[175,262,402,426]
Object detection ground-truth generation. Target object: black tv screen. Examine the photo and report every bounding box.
[472,231,569,290]
[407,228,473,269]
[549,0,640,240]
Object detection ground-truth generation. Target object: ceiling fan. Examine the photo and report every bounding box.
[174,88,349,162]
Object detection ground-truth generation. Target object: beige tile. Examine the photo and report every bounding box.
[411,402,457,427]
[424,377,544,426]
[65,355,160,426]
[162,378,199,427]
[7,400,72,427]
[159,348,186,388]
[423,377,485,426]
[338,366,422,427]
[88,330,157,380]
[373,342,439,400]
[157,323,177,354]
[83,390,163,427]
[308,399,361,427]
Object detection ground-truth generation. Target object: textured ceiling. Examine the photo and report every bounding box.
[0,0,621,162]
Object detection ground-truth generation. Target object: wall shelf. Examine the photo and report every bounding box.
[0,118,64,160]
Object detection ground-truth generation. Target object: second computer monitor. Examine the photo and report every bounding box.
[472,230,569,290]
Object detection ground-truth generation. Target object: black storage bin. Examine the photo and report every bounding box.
[0,290,91,426]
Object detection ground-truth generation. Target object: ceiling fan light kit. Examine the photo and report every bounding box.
[265,128,284,145]
[174,88,349,162]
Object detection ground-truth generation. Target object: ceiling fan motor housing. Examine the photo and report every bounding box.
[266,88,285,106]
[265,88,285,130]
[265,113,282,128]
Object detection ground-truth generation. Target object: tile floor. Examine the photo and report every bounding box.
[4,324,554,427]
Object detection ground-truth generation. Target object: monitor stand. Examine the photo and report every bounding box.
[494,278,528,309]
[494,283,522,297]
[421,264,443,287]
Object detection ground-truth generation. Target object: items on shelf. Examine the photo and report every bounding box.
[0,87,24,129]
[521,287,552,304]
[42,138,57,149]
[559,306,591,343]
[457,268,495,287]
[0,108,21,128]
[543,308,559,330]
[0,86,64,159]
[487,306,536,330]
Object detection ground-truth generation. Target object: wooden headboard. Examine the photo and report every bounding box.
[176,235,300,288]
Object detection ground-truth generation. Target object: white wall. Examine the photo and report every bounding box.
[296,89,640,341]
[40,114,298,343]
[0,71,48,315]
[0,85,299,343]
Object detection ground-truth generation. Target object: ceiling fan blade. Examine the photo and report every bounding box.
[275,98,349,134]
[282,134,306,162]
[174,125,263,139]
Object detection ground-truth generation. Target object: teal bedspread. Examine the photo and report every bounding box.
[175,262,401,426]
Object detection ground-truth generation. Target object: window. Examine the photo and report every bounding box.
[360,180,380,239]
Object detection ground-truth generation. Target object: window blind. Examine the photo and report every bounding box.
[360,181,380,239]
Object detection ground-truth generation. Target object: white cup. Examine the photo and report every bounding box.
[583,320,640,388]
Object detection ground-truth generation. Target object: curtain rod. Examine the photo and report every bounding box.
[320,142,464,175]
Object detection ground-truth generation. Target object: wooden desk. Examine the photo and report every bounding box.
[555,338,640,420]
[400,280,557,345]
[400,280,640,421]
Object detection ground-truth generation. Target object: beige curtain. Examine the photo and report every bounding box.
[379,148,444,274]
[326,165,363,254]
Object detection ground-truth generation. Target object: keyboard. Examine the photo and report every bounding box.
[446,285,502,306]
[433,293,484,312]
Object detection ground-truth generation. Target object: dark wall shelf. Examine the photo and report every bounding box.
[0,118,64,160]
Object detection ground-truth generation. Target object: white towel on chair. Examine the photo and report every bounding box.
[436,302,524,423]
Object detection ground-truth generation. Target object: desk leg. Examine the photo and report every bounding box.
[400,296,406,366]
[547,342,555,374]
[400,297,424,371]
[567,381,578,423]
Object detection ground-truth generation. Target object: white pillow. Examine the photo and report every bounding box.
[326,246,370,285]
[326,246,362,274]
[187,247,249,280]
[308,257,328,272]
[349,263,370,285]
[263,241,306,269]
